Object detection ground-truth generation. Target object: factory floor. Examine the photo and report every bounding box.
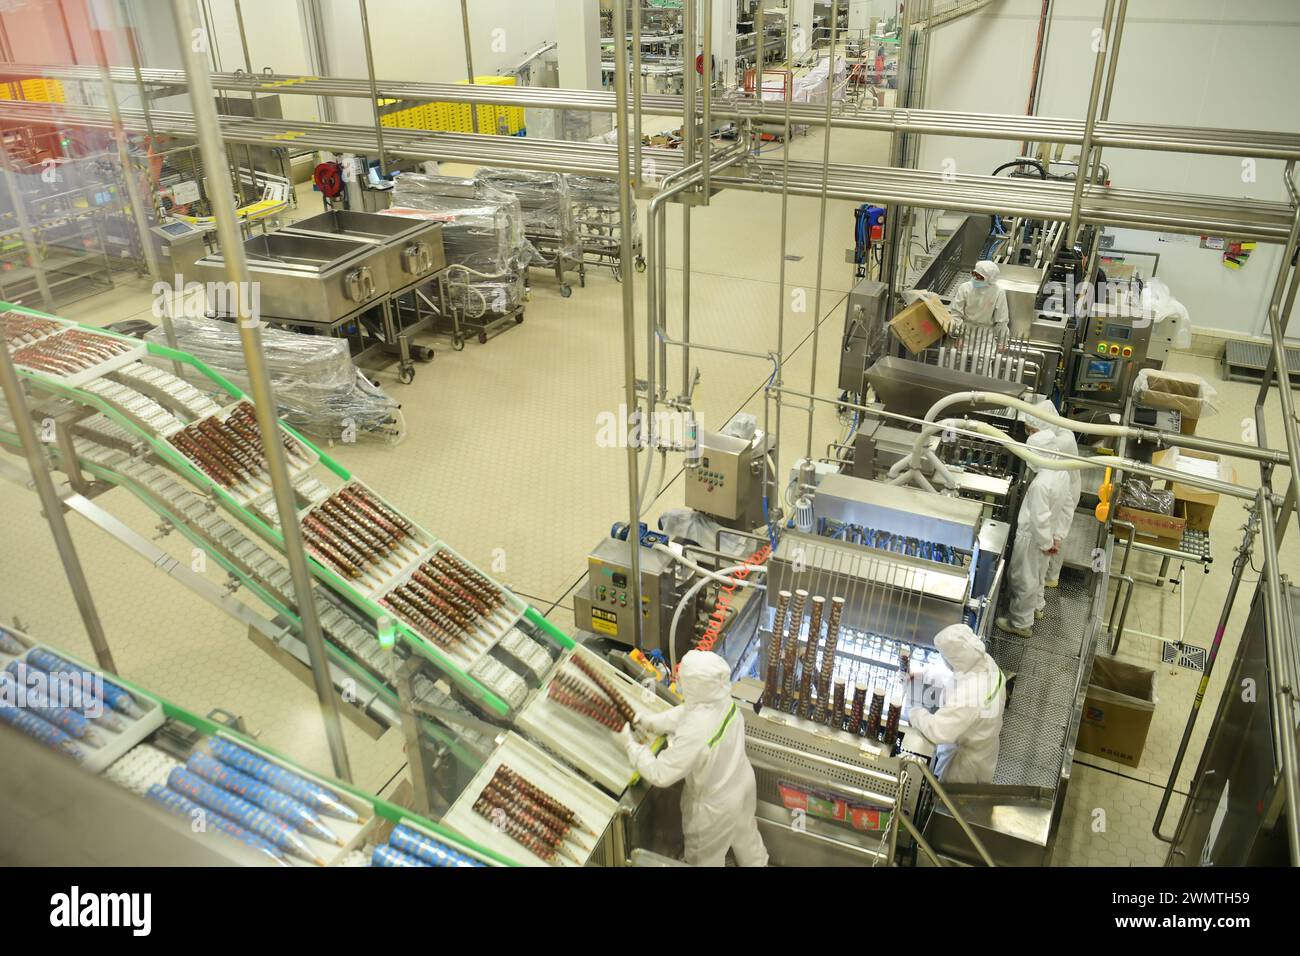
[2,117,1296,868]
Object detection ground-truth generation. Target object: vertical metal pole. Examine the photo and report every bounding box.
[632,0,642,186]
[298,0,336,124]
[460,0,479,134]
[680,0,696,398]
[118,0,157,145]
[1067,0,1117,243]
[1258,498,1300,863]
[701,0,713,195]
[87,9,183,375]
[171,0,352,781]
[1088,0,1126,187]
[770,68,794,516]
[1151,498,1260,841]
[359,0,387,176]
[0,203,114,673]
[804,0,838,458]
[396,659,433,816]
[611,0,644,648]
[225,0,261,201]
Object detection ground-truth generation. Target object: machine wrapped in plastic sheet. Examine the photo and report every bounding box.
[475,168,582,284]
[144,317,405,444]
[564,174,641,278]
[387,174,532,324]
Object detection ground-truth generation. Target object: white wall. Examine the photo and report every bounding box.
[316,0,559,126]
[917,0,1300,337]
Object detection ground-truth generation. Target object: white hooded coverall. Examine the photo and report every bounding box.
[624,650,768,867]
[909,624,1006,784]
[1031,399,1083,584]
[948,259,1010,342]
[1008,430,1072,630]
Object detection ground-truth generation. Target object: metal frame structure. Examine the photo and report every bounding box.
[2,0,1298,864]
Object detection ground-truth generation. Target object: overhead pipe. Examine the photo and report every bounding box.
[1068,0,1117,242]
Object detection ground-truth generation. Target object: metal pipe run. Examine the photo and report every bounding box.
[170,0,352,782]
[359,0,387,175]
[459,0,478,134]
[1068,0,1117,242]
[611,0,644,648]
[806,0,840,459]
[1258,496,1300,862]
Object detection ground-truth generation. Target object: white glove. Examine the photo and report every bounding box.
[617,722,637,759]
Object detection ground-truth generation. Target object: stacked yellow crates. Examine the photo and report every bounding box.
[450,75,525,136]
[375,78,524,135]
[0,78,65,102]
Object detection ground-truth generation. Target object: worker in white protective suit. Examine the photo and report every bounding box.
[1030,399,1083,588]
[948,259,1010,342]
[907,623,1006,784]
[995,430,1071,638]
[619,649,768,867]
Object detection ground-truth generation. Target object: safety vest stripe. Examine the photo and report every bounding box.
[985,668,1005,704]
[708,703,738,748]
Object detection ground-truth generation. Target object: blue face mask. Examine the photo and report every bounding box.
[971,277,987,288]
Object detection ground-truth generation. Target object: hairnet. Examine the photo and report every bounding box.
[973,260,1000,283]
[677,649,733,705]
[933,624,987,673]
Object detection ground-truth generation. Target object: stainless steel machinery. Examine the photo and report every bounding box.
[193,232,389,327]
[280,209,445,297]
[573,534,686,654]
[684,426,772,530]
[837,277,890,394]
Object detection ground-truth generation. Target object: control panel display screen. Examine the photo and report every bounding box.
[1087,358,1117,379]
[1104,323,1132,340]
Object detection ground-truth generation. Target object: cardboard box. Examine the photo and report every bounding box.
[1135,370,1213,419]
[1152,448,1235,532]
[1113,502,1185,546]
[1077,656,1157,768]
[889,293,953,354]
[1178,413,1198,436]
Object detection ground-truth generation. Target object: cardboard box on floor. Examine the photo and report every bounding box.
[1151,448,1235,532]
[1077,656,1157,768]
[890,292,953,354]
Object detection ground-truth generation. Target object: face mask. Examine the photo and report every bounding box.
[971,277,987,288]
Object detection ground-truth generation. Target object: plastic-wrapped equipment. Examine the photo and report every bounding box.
[1132,368,1218,420]
[475,167,582,269]
[565,173,641,265]
[144,317,405,445]
[1118,478,1175,516]
[387,174,532,317]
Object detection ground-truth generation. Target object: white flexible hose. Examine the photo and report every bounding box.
[651,543,766,587]
[667,563,766,672]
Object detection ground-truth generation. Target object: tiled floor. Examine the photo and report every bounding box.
[2,113,1295,866]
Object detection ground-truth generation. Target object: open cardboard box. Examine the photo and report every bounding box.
[1151,447,1235,532]
[1077,656,1157,768]
[1113,502,1185,547]
[890,292,953,354]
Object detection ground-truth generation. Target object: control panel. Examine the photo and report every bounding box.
[574,537,684,653]
[684,429,770,529]
[1072,314,1153,395]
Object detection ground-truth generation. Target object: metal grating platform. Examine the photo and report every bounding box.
[1161,641,1207,672]
[1222,339,1300,387]
[989,571,1095,789]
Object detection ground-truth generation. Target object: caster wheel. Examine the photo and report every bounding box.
[514,312,525,324]
[560,284,572,298]
[398,366,415,384]
[477,332,488,344]
[634,255,647,273]
[453,335,465,351]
